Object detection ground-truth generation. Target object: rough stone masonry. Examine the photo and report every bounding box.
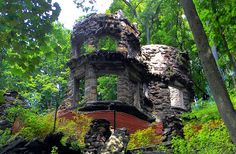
[59,11,194,151]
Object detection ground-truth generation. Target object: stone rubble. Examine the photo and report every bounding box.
[100,128,129,154]
[84,119,112,154]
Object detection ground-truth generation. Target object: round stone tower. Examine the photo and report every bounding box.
[59,12,194,144]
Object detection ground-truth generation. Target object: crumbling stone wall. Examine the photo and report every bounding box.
[140,45,194,142]
[63,51,148,110]
[140,44,193,112]
[63,12,143,109]
[71,12,140,58]
[61,12,194,147]
[84,119,111,153]
[100,128,129,154]
[146,81,171,121]
[84,119,129,154]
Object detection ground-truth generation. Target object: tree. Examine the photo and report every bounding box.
[108,0,208,97]
[0,0,61,103]
[109,0,163,45]
[0,0,60,81]
[194,0,236,88]
[15,23,71,109]
[181,0,236,144]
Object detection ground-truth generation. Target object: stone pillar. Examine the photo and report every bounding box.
[133,83,141,109]
[148,81,171,120]
[72,78,80,106]
[117,71,130,103]
[62,73,75,108]
[85,64,97,102]
[84,119,111,154]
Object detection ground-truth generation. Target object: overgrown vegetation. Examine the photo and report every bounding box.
[1,0,236,152]
[0,106,91,149]
[127,126,162,150]
[172,92,236,154]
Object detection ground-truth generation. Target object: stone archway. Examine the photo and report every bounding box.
[71,12,141,58]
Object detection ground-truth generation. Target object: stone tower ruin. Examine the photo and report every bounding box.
[59,12,193,143]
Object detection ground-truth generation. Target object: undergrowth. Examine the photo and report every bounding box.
[172,92,236,154]
[127,125,163,150]
[0,106,91,150]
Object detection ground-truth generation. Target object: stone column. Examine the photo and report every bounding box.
[84,119,111,154]
[133,83,141,109]
[85,64,97,102]
[72,78,80,106]
[117,70,130,103]
[62,73,75,108]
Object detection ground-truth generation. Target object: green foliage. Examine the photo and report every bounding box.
[97,36,117,51]
[194,0,236,89]
[0,129,11,148]
[80,36,117,54]
[186,99,220,123]
[0,89,5,104]
[0,0,61,76]
[51,146,58,154]
[127,126,162,150]
[172,94,236,154]
[97,75,117,101]
[228,89,236,108]
[57,112,92,147]
[1,23,70,110]
[6,106,54,140]
[172,121,236,154]
[5,106,91,148]
[81,44,96,54]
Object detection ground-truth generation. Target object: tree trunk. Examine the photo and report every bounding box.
[181,0,236,144]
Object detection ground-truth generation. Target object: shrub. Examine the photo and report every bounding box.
[127,126,162,150]
[172,121,236,154]
[57,112,92,147]
[0,129,11,148]
[5,106,92,148]
[6,106,53,140]
[172,95,236,154]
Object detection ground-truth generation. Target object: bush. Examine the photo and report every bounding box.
[172,121,236,154]
[57,112,92,147]
[0,129,11,148]
[6,106,53,140]
[127,126,162,150]
[4,106,92,148]
[172,94,236,154]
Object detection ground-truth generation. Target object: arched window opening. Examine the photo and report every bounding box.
[80,36,117,55]
[80,42,96,55]
[97,74,118,101]
[97,36,117,51]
